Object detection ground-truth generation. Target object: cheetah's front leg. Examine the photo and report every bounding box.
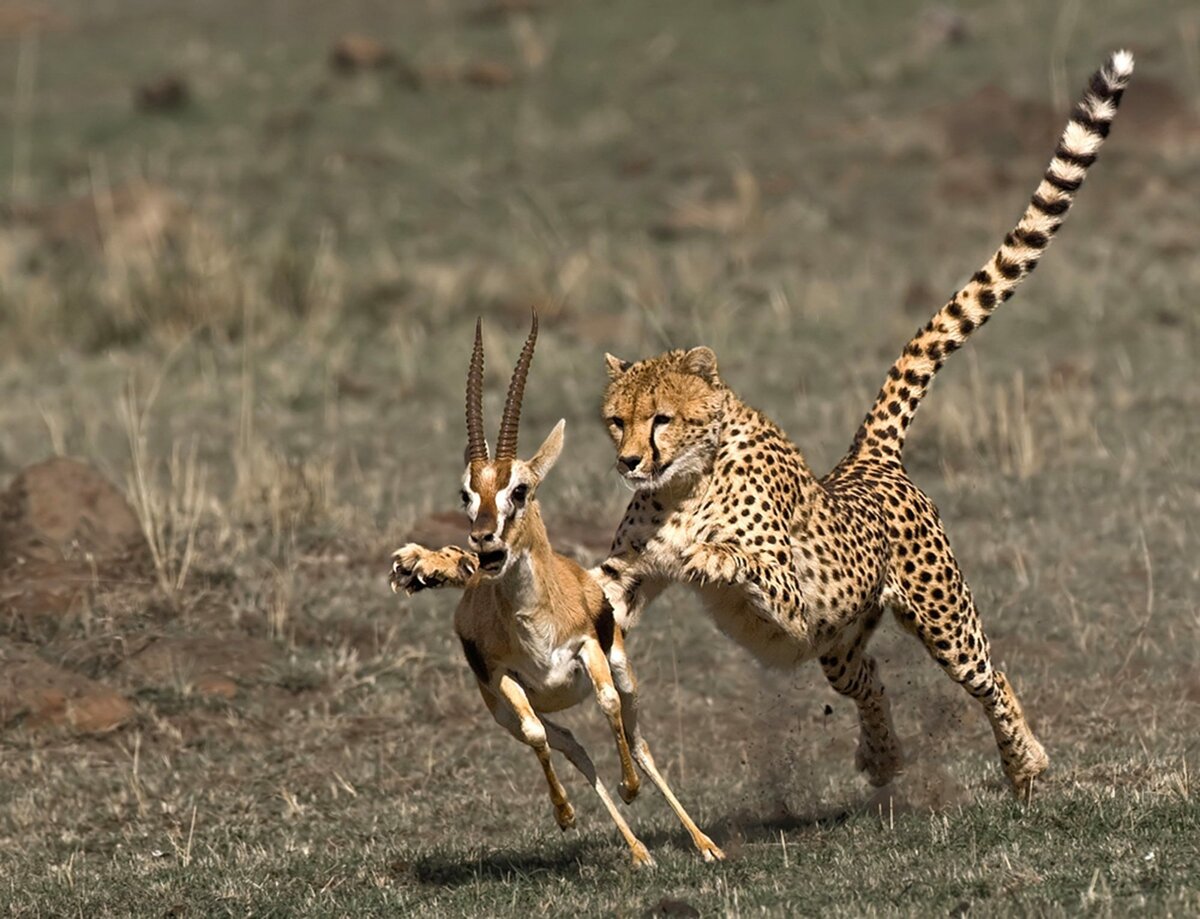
[389,544,477,594]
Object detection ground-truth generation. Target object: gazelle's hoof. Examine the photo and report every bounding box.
[554,802,576,830]
[697,836,726,862]
[618,778,640,804]
[630,843,656,869]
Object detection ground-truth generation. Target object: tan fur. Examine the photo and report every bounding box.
[391,319,723,867]
[595,53,1133,795]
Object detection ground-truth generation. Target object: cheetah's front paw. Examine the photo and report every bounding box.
[389,545,475,595]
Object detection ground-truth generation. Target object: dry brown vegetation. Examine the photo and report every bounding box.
[0,0,1197,915]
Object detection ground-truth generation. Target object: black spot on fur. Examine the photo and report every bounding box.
[995,256,1022,280]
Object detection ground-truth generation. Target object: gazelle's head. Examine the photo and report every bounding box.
[461,312,565,578]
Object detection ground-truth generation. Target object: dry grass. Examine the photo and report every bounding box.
[0,0,1198,915]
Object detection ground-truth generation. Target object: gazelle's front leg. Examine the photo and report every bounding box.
[578,636,640,804]
[484,676,576,830]
[607,628,725,863]
[390,544,477,595]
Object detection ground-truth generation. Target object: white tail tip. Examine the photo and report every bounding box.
[1110,49,1135,78]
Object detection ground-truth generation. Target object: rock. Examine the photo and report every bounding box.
[194,675,238,700]
[0,642,132,734]
[0,457,149,570]
[135,74,190,113]
[462,60,515,88]
[66,690,134,733]
[330,34,394,73]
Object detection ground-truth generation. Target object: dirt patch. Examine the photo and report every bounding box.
[0,641,132,733]
[0,3,69,37]
[929,84,1061,161]
[116,635,276,691]
[1119,76,1200,148]
[7,181,187,257]
[329,34,394,74]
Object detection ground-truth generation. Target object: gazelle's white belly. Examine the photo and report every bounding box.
[507,637,591,714]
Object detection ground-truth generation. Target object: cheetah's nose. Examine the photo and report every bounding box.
[618,455,642,473]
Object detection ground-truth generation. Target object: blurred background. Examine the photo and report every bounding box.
[0,1,1197,914]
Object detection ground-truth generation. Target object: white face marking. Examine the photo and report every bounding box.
[461,469,481,518]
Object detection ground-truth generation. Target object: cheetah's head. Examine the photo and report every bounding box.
[601,347,725,492]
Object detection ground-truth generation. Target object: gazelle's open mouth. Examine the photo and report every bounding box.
[478,549,508,573]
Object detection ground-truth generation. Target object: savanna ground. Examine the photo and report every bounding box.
[1,0,1198,915]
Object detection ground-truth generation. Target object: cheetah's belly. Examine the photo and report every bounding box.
[695,582,820,669]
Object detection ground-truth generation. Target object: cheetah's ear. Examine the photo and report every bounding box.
[682,346,718,383]
[604,353,632,379]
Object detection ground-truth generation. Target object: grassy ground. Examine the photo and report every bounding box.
[1,0,1198,915]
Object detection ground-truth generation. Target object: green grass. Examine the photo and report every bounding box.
[1,0,1199,915]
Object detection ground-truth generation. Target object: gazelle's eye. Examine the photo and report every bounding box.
[511,484,529,505]
[460,489,470,506]
[607,416,624,431]
[653,413,673,426]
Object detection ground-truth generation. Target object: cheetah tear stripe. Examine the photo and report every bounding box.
[853,50,1133,460]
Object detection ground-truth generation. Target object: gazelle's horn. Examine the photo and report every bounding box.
[465,318,488,464]
[495,310,538,461]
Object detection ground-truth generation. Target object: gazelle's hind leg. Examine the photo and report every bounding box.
[578,636,640,804]
[483,678,575,830]
[540,717,656,869]
[818,604,904,787]
[607,629,725,863]
[890,568,1048,795]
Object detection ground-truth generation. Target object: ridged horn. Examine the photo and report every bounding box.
[465,318,488,464]
[495,310,539,461]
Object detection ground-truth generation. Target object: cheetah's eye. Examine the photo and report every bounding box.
[607,416,624,431]
[653,414,673,427]
[510,484,529,505]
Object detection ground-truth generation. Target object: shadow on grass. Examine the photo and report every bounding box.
[399,838,593,887]
[398,804,854,887]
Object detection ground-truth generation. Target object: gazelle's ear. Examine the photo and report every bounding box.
[682,346,718,383]
[605,353,631,380]
[528,419,566,481]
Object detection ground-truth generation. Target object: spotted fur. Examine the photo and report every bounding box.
[595,53,1133,794]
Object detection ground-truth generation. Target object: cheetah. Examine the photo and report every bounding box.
[593,52,1133,794]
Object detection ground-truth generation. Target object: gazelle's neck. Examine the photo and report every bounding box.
[493,503,555,612]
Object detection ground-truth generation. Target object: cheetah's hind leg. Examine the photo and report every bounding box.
[818,605,905,787]
[891,570,1048,796]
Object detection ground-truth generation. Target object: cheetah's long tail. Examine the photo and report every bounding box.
[849,50,1133,461]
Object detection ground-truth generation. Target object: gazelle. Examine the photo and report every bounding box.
[390,313,723,868]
